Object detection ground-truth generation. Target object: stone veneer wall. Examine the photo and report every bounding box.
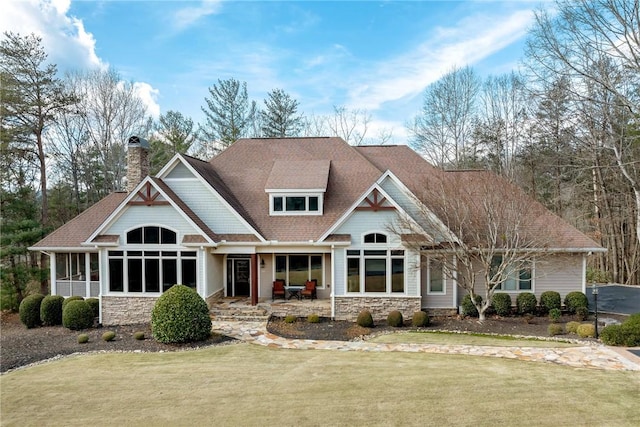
[102,296,157,325]
[334,296,421,321]
[270,302,332,318]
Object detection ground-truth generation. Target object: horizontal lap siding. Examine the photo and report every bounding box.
[105,205,197,236]
[421,255,455,308]
[165,179,251,233]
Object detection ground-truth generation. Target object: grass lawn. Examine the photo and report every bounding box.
[1,343,639,426]
[369,331,580,347]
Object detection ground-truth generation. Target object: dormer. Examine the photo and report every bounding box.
[265,160,330,216]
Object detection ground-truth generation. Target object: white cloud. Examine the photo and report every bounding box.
[344,9,535,111]
[133,82,161,119]
[173,0,222,31]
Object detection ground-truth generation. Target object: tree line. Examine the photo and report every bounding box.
[1,0,638,308]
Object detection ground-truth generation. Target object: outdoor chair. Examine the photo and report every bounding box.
[272,280,286,301]
[301,280,317,300]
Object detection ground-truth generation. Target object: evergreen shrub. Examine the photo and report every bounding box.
[564,292,588,314]
[151,285,212,344]
[516,292,537,315]
[575,306,589,321]
[356,310,374,328]
[600,325,624,346]
[102,331,116,341]
[548,324,564,336]
[548,308,562,323]
[539,291,561,314]
[412,311,430,327]
[387,310,403,327]
[62,296,84,309]
[62,300,94,330]
[86,298,100,318]
[577,323,596,338]
[307,314,320,323]
[19,293,45,329]
[491,293,512,316]
[40,295,64,326]
[461,294,482,317]
[284,315,297,323]
[77,334,89,344]
[566,321,581,334]
[133,331,145,340]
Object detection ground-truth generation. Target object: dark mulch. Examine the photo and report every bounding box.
[0,311,233,373]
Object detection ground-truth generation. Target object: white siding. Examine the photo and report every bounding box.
[165,162,193,179]
[334,210,401,245]
[165,179,252,234]
[421,255,456,308]
[333,248,345,295]
[104,205,197,237]
[206,252,224,298]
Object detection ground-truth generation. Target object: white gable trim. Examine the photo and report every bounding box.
[84,176,215,246]
[318,178,429,242]
[158,154,266,243]
[378,170,460,245]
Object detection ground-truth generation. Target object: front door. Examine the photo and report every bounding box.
[226,258,251,297]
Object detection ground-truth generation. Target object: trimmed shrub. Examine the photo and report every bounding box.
[566,321,581,334]
[539,291,561,314]
[491,293,512,316]
[516,292,537,315]
[284,314,297,323]
[575,306,589,321]
[356,310,374,328]
[307,314,320,323]
[387,310,403,327]
[548,308,562,323]
[151,285,211,344]
[600,325,625,346]
[461,294,482,317]
[62,300,94,330]
[77,334,89,344]
[564,291,588,314]
[548,324,564,336]
[102,331,116,341]
[40,295,64,326]
[86,298,100,318]
[577,323,596,338]
[412,311,430,327]
[19,293,45,329]
[62,296,84,309]
[133,331,145,340]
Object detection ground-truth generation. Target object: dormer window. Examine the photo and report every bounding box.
[266,159,329,216]
[271,194,322,215]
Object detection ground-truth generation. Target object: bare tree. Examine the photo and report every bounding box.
[409,66,480,168]
[396,171,559,320]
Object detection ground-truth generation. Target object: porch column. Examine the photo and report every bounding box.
[251,254,258,306]
[50,253,56,295]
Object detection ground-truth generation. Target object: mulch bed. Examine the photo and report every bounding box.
[2,311,626,373]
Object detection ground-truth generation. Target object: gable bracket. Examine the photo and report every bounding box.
[128,182,171,206]
[355,189,395,212]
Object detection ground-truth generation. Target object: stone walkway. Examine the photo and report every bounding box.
[211,320,640,372]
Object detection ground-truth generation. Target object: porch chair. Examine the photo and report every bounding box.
[272,279,286,301]
[301,279,317,300]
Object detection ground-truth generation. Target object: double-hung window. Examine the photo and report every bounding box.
[491,256,532,291]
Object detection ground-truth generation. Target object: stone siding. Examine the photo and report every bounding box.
[270,301,332,319]
[334,296,421,321]
[102,296,156,325]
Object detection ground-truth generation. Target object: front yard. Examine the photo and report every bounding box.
[1,344,639,426]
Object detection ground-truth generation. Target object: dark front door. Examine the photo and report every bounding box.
[227,258,251,297]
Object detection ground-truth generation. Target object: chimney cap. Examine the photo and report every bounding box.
[128,136,149,149]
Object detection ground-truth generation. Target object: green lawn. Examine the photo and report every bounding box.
[369,331,580,347]
[1,343,639,426]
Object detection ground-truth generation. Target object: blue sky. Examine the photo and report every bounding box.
[2,0,546,143]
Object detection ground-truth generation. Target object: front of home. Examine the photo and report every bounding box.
[31,137,605,324]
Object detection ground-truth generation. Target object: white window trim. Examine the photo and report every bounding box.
[495,260,536,293]
[273,254,325,289]
[361,231,389,245]
[426,256,446,295]
[345,248,406,295]
[269,193,324,216]
[123,224,180,245]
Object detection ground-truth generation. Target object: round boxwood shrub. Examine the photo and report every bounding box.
[516,292,537,315]
[284,314,297,323]
[548,308,562,323]
[539,291,561,314]
[356,310,374,328]
[575,306,589,321]
[62,295,84,309]
[387,310,403,327]
[600,324,625,346]
[133,331,146,340]
[564,291,588,314]
[548,324,564,336]
[619,314,640,346]
[151,285,212,344]
[19,293,45,329]
[577,323,596,338]
[491,293,512,317]
[86,298,100,318]
[102,331,116,341]
[566,321,581,334]
[77,334,89,344]
[62,300,95,330]
[307,314,320,323]
[412,311,430,327]
[461,294,482,317]
[40,295,65,326]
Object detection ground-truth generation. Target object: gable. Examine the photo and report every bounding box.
[164,162,194,179]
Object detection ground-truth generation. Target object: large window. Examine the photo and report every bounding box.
[491,256,532,291]
[127,226,176,244]
[55,253,99,281]
[346,249,404,293]
[274,254,323,286]
[270,194,322,215]
[108,250,196,293]
[427,258,444,294]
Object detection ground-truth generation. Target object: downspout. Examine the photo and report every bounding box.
[331,245,335,319]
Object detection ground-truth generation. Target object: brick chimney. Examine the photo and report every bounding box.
[126,136,150,192]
